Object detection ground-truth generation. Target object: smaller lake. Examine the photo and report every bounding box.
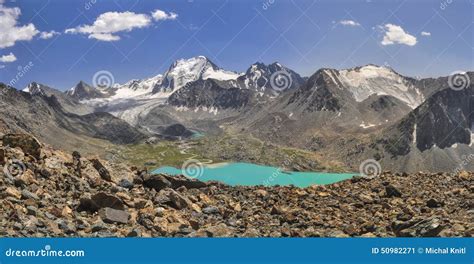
[153,162,357,187]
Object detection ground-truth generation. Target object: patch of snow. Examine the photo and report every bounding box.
[338,65,424,108]
[360,122,376,129]
[412,123,417,144]
[175,106,189,112]
[203,68,240,81]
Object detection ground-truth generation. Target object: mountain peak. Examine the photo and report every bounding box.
[154,56,240,94]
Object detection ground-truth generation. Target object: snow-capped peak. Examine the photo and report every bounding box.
[23,82,46,96]
[337,64,424,108]
[154,56,241,93]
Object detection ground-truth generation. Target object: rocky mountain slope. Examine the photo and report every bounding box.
[361,82,474,172]
[24,82,94,115]
[0,134,472,237]
[235,62,305,96]
[0,83,147,152]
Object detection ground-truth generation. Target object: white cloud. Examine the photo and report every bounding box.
[0,2,39,48]
[151,9,178,21]
[379,24,417,46]
[0,52,17,63]
[89,33,120,41]
[421,31,431,36]
[65,11,152,41]
[39,30,60,39]
[338,20,360,27]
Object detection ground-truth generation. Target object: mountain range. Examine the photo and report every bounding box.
[2,56,472,172]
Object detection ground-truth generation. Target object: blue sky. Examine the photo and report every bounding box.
[0,0,472,90]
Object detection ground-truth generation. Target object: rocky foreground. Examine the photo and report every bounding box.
[0,134,472,237]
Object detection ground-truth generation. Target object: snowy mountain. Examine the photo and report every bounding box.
[236,62,305,95]
[23,82,47,96]
[66,81,112,100]
[22,82,95,115]
[324,65,425,108]
[152,56,241,94]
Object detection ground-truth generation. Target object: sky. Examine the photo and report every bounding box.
[0,0,472,90]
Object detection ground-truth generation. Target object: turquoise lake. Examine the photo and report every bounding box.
[153,162,357,187]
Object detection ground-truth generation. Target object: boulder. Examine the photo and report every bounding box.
[2,134,42,159]
[72,151,81,177]
[0,148,5,165]
[143,174,172,191]
[167,189,191,210]
[385,184,402,198]
[204,223,234,237]
[392,217,444,237]
[143,173,207,191]
[202,206,220,214]
[99,207,130,224]
[4,187,21,199]
[426,198,442,208]
[78,192,124,212]
[89,159,112,182]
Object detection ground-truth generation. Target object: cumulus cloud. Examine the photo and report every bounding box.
[421,31,431,36]
[379,24,417,46]
[65,11,152,41]
[0,2,39,48]
[39,30,60,39]
[0,52,16,63]
[338,20,360,27]
[151,9,178,21]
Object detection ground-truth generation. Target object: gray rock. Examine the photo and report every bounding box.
[78,192,124,212]
[26,206,37,216]
[99,207,130,224]
[385,184,402,198]
[143,174,172,191]
[90,159,112,182]
[392,217,444,237]
[202,206,220,214]
[21,190,39,200]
